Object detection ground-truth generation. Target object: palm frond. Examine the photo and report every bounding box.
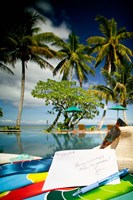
[95,16,111,37]
[95,44,110,67]
[53,59,67,75]
[31,45,61,59]
[87,36,106,45]
[32,32,62,44]
[117,32,133,40]
[0,62,14,75]
[31,54,54,70]
[101,68,116,87]
[117,44,132,58]
[117,27,127,35]
[110,18,117,37]
[90,86,115,101]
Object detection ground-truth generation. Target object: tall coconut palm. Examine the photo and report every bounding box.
[87,15,133,73]
[53,32,95,87]
[0,10,61,129]
[92,61,133,124]
[113,62,133,123]
[87,15,133,129]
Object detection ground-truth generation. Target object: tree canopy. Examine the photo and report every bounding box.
[31,79,103,130]
[53,32,95,87]
[0,10,61,129]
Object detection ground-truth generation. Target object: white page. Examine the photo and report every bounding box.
[42,149,119,191]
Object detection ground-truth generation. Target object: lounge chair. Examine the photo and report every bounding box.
[107,124,114,130]
[78,124,86,133]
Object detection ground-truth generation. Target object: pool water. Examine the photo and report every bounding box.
[0,125,105,158]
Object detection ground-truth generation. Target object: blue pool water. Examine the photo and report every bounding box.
[0,125,106,158]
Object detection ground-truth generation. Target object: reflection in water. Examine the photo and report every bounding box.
[50,133,102,153]
[16,132,23,154]
[0,130,104,157]
[0,132,23,154]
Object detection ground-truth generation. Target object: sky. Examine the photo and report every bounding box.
[0,0,133,126]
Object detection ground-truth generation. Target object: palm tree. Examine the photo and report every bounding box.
[87,15,133,73]
[113,62,133,123]
[53,32,95,87]
[0,10,61,129]
[87,15,133,129]
[92,61,133,124]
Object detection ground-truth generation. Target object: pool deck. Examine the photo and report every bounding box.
[55,129,107,134]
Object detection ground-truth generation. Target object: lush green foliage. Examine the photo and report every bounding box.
[53,32,95,87]
[3,126,20,131]
[1,12,133,128]
[32,79,103,129]
[91,61,133,123]
[100,61,133,106]
[87,16,133,73]
[87,16,133,128]
[0,10,62,128]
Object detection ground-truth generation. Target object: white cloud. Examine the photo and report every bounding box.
[39,18,71,39]
[34,0,55,15]
[0,61,62,107]
[0,18,71,109]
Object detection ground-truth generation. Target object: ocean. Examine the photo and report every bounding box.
[0,125,107,158]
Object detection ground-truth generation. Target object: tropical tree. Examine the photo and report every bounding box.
[112,62,133,123]
[31,79,103,131]
[87,15,133,128]
[53,32,95,87]
[87,15,133,73]
[91,61,133,124]
[0,10,61,129]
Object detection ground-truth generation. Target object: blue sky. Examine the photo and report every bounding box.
[0,0,133,126]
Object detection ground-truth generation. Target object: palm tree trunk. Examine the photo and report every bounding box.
[98,61,111,130]
[16,60,25,129]
[16,132,23,153]
[123,110,128,125]
[97,99,108,130]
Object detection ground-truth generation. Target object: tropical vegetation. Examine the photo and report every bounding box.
[0,10,133,130]
[87,16,133,128]
[0,10,62,129]
[53,32,95,87]
[91,60,133,123]
[31,79,103,131]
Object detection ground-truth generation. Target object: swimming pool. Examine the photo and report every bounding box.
[0,125,105,158]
